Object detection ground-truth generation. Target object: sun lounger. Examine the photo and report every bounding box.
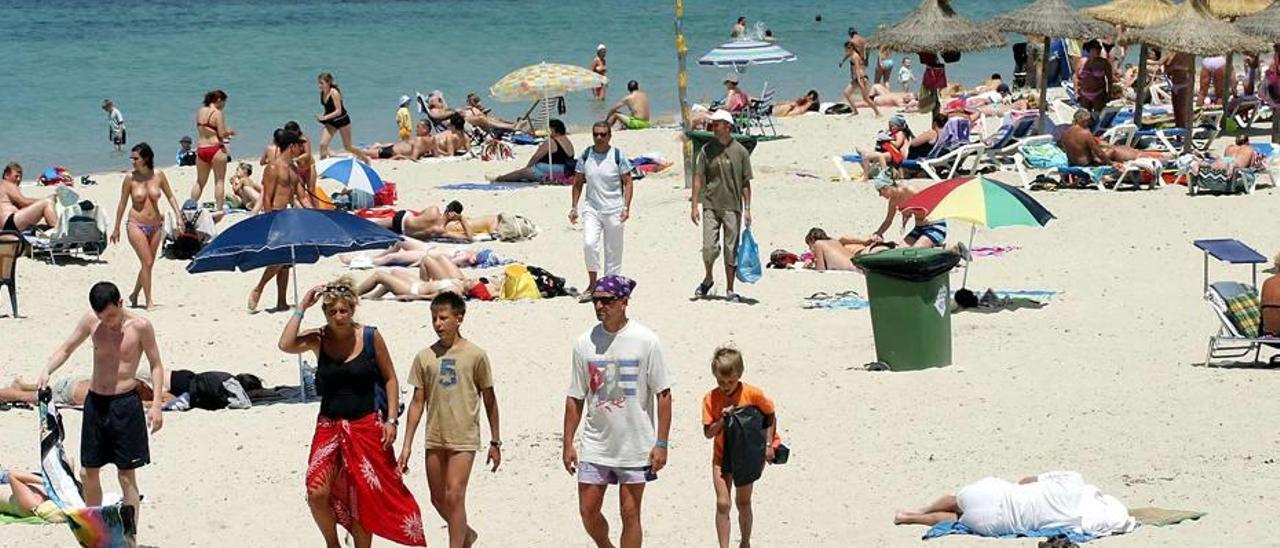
[0,230,25,316]
[1009,135,1061,187]
[1194,238,1274,366]
[28,190,108,265]
[1135,110,1223,153]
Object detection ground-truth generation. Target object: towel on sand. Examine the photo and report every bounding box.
[1129,507,1206,527]
[0,513,46,525]
[803,291,869,310]
[971,245,1019,257]
[924,521,1095,543]
[439,182,539,191]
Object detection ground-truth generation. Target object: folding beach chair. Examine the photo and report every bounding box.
[1135,110,1223,153]
[1195,238,1274,366]
[27,187,108,265]
[743,83,778,137]
[913,117,986,182]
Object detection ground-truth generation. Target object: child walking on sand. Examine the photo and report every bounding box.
[702,347,779,548]
[399,292,502,548]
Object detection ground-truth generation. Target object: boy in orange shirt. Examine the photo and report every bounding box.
[702,347,778,548]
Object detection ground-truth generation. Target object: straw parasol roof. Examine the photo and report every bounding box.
[1237,2,1280,42]
[1124,0,1268,55]
[991,0,1113,40]
[870,0,1007,53]
[1205,0,1272,19]
[1082,0,1179,28]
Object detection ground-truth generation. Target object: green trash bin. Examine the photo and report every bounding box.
[685,130,759,155]
[853,248,961,371]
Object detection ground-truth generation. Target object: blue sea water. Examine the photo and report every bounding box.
[1,0,1112,175]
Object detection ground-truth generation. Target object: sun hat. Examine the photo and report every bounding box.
[597,43,607,51]
[724,73,739,84]
[888,114,906,129]
[179,135,192,144]
[872,170,896,191]
[708,110,735,125]
[398,95,410,107]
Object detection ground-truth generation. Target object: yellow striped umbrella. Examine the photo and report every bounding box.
[488,62,607,102]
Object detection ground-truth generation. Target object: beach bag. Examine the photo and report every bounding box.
[1022,142,1069,169]
[494,213,539,241]
[500,264,542,301]
[526,265,569,298]
[941,51,962,63]
[735,226,761,284]
[373,182,397,206]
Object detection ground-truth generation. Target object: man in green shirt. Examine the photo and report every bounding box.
[690,110,753,302]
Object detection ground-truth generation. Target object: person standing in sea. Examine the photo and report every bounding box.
[591,45,608,101]
[102,99,126,152]
[316,72,371,163]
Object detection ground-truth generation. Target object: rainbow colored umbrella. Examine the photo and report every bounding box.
[899,176,1055,287]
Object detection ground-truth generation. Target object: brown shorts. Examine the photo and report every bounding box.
[701,209,741,266]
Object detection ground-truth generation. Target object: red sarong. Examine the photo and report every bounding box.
[306,414,426,546]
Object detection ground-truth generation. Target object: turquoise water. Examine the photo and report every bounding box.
[2,0,1111,174]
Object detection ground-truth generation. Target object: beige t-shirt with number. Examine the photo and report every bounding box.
[409,340,494,451]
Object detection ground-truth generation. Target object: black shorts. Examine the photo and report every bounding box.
[378,145,395,159]
[391,210,408,235]
[111,128,127,146]
[82,390,150,470]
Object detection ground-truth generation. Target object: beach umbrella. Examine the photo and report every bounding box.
[1126,0,1269,151]
[488,62,606,136]
[698,39,796,69]
[187,208,400,397]
[1082,0,1180,128]
[991,0,1114,133]
[898,176,1055,286]
[1206,0,1273,19]
[316,157,385,195]
[1236,1,1280,40]
[870,0,1008,54]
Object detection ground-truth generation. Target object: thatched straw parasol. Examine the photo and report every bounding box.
[1205,0,1272,19]
[992,0,1113,132]
[1127,0,1269,150]
[870,0,1007,53]
[1237,2,1280,41]
[1082,0,1179,126]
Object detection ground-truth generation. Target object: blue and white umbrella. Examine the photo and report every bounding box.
[698,40,796,68]
[316,157,385,194]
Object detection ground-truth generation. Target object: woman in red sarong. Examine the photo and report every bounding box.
[279,276,426,547]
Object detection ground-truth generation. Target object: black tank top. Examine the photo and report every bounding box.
[315,326,381,420]
[536,136,572,166]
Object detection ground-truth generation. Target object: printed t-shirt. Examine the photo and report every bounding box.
[409,339,494,451]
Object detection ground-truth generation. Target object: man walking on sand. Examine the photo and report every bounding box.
[570,121,634,302]
[691,110,753,303]
[36,281,165,546]
[839,27,881,117]
[564,275,674,548]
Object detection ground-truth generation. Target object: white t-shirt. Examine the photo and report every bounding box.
[577,146,632,214]
[567,320,674,468]
[108,108,124,132]
[899,66,914,84]
[957,472,1135,537]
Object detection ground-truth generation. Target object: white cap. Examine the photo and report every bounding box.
[708,110,735,125]
[398,94,410,107]
[597,43,607,51]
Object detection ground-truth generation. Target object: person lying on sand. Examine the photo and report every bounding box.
[806,227,969,271]
[339,238,493,269]
[355,255,497,301]
[0,468,65,522]
[370,200,499,241]
[851,84,918,110]
[1,375,159,407]
[362,121,438,160]
[893,471,1135,538]
[773,90,821,117]
[1061,109,1163,168]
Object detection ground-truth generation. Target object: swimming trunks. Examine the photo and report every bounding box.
[1203,56,1227,72]
[391,210,408,235]
[625,118,651,130]
[81,390,150,470]
[197,144,224,163]
[378,145,395,160]
[2,214,16,232]
[906,221,948,246]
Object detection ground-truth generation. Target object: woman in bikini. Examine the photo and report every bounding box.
[355,255,496,301]
[871,173,945,249]
[805,227,895,271]
[1075,42,1113,116]
[317,72,371,163]
[111,143,181,310]
[193,89,236,211]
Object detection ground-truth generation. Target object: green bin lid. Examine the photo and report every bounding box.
[854,247,961,282]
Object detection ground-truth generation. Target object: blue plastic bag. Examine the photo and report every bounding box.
[736,226,762,284]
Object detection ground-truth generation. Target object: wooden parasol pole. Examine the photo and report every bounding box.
[676,0,694,189]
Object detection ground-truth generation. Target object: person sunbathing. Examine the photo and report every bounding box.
[1,375,157,407]
[229,162,262,210]
[0,467,64,522]
[1262,253,1280,337]
[853,84,919,110]
[805,227,897,271]
[339,238,493,269]
[462,93,528,134]
[855,113,945,180]
[893,471,1136,538]
[372,200,498,241]
[488,119,574,182]
[435,112,471,157]
[1061,109,1163,167]
[355,255,496,301]
[772,90,821,117]
[0,163,57,233]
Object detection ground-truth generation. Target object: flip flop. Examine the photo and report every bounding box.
[693,280,713,299]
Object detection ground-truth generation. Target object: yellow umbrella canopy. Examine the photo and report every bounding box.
[1237,2,1280,42]
[991,0,1113,40]
[870,0,1007,53]
[1082,0,1179,28]
[488,62,606,102]
[1125,0,1268,55]
[1205,0,1272,19]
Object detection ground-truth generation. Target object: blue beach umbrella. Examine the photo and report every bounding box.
[698,40,796,68]
[316,157,386,195]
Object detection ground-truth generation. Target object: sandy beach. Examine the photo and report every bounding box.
[2,112,1278,547]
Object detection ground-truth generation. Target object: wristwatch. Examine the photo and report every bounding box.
[490,440,503,448]
[385,418,399,426]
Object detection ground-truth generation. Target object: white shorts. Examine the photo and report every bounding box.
[956,477,1015,536]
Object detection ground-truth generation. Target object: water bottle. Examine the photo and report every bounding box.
[300,359,317,402]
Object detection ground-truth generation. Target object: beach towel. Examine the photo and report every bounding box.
[38,390,133,547]
[1224,290,1262,337]
[439,182,539,191]
[971,245,1019,257]
[923,520,1095,543]
[1129,507,1206,527]
[1022,143,1069,169]
[803,291,869,310]
[0,513,46,525]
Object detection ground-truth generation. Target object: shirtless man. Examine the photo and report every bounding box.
[35,281,165,546]
[805,227,894,271]
[1207,135,1261,180]
[1061,109,1162,167]
[839,27,881,117]
[435,113,471,157]
[1,163,58,233]
[374,200,499,241]
[590,44,608,100]
[248,128,310,313]
[606,80,652,130]
[363,121,438,160]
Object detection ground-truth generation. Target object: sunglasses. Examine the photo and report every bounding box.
[592,132,610,137]
[591,295,618,305]
[322,284,355,301]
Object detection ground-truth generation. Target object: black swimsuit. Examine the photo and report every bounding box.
[315,327,381,420]
[1,214,16,232]
[321,92,352,129]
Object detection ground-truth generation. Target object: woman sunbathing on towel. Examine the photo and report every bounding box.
[805,227,897,271]
[853,84,919,110]
[339,238,489,269]
[0,468,64,522]
[355,255,496,301]
[773,90,821,117]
